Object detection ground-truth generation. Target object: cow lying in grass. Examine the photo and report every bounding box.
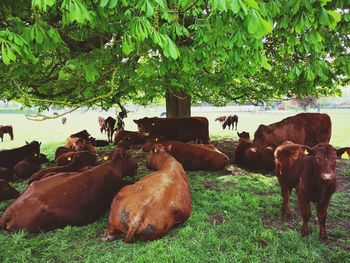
[274,141,337,240]
[0,180,19,201]
[104,144,191,242]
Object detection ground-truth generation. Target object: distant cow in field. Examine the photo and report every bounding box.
[0,180,19,201]
[0,141,41,169]
[105,117,117,143]
[134,117,209,144]
[53,112,59,116]
[103,144,191,242]
[222,115,238,130]
[252,113,331,151]
[0,125,14,141]
[1,149,137,233]
[237,131,250,140]
[274,142,337,240]
[98,116,107,133]
[143,140,229,171]
[61,117,67,125]
[13,154,49,180]
[215,116,226,123]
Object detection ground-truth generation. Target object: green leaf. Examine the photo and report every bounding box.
[7,46,16,61]
[145,0,154,17]
[261,56,272,71]
[327,10,341,29]
[100,0,109,8]
[228,0,240,13]
[167,38,179,59]
[260,17,273,34]
[245,0,259,10]
[107,0,118,8]
[154,0,165,8]
[319,7,329,26]
[1,43,10,65]
[218,0,227,12]
[248,11,260,35]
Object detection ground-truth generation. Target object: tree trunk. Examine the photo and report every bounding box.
[166,90,191,118]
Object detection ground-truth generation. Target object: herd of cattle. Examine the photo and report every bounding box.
[0,112,349,242]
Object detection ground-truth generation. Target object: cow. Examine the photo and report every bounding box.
[222,115,238,130]
[0,180,19,201]
[13,154,49,180]
[1,149,137,233]
[64,137,96,154]
[0,167,14,182]
[61,117,67,125]
[114,130,146,146]
[55,151,97,166]
[143,140,229,171]
[54,146,72,160]
[234,138,275,171]
[215,116,226,123]
[237,131,250,140]
[105,117,117,143]
[0,125,14,141]
[103,144,191,242]
[134,117,209,144]
[274,142,337,240]
[69,130,91,141]
[336,147,350,158]
[89,137,109,147]
[252,113,331,151]
[29,151,98,184]
[98,116,107,133]
[0,141,41,169]
[116,112,125,131]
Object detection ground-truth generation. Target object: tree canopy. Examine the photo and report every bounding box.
[0,0,349,116]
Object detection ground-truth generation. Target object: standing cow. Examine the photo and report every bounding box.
[105,117,117,143]
[222,115,238,130]
[0,125,14,141]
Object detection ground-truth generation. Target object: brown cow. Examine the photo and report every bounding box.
[274,142,337,240]
[222,115,238,130]
[134,116,209,144]
[143,140,229,171]
[98,116,107,133]
[0,180,19,201]
[237,131,250,140]
[0,125,14,141]
[114,130,146,146]
[252,113,331,150]
[29,151,98,184]
[103,144,191,242]
[55,151,97,166]
[234,138,275,171]
[0,149,137,233]
[215,116,226,123]
[64,137,96,154]
[13,154,49,179]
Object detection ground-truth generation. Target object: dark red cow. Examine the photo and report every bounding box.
[252,113,331,150]
[89,137,109,147]
[0,141,41,169]
[0,125,14,141]
[55,151,97,166]
[215,116,226,123]
[274,142,337,240]
[113,130,146,146]
[237,131,250,140]
[143,140,229,171]
[134,117,209,143]
[13,154,49,179]
[234,138,275,171]
[0,180,19,201]
[222,115,238,130]
[1,149,137,233]
[105,117,117,143]
[98,116,107,133]
[103,144,191,242]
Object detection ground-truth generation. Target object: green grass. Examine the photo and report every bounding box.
[0,110,350,262]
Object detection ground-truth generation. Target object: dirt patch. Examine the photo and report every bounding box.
[208,213,226,225]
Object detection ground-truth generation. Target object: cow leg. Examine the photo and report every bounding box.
[317,198,331,241]
[101,223,123,242]
[280,182,292,219]
[296,189,311,237]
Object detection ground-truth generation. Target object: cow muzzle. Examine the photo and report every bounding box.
[321,173,335,181]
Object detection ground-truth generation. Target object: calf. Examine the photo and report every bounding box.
[0,141,41,169]
[215,116,226,123]
[274,142,337,240]
[0,180,19,201]
[104,144,191,242]
[222,115,238,130]
[143,140,229,171]
[1,149,137,233]
[98,116,107,133]
[105,116,117,143]
[0,125,14,141]
[13,154,49,180]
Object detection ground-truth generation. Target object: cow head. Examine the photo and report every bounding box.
[146,144,167,169]
[237,131,250,140]
[309,143,337,181]
[252,125,274,150]
[111,149,137,177]
[133,117,155,135]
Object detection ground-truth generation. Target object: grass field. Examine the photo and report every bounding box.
[0,109,349,262]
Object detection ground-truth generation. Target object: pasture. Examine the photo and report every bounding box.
[0,109,350,262]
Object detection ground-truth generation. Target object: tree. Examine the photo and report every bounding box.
[0,0,349,118]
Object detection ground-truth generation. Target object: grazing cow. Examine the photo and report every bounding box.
[98,116,107,133]
[0,125,14,141]
[105,117,117,143]
[336,147,350,158]
[103,144,191,242]
[1,149,137,233]
[237,131,250,140]
[89,137,109,147]
[0,167,14,181]
[274,142,337,240]
[61,117,67,125]
[13,154,49,180]
[134,117,209,144]
[215,116,226,123]
[143,140,229,171]
[0,180,19,201]
[29,151,99,184]
[114,130,146,146]
[0,141,41,169]
[234,138,275,171]
[55,151,97,166]
[222,115,238,130]
[252,113,331,150]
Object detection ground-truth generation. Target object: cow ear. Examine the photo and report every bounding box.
[25,141,29,144]
[167,145,172,152]
[152,145,159,154]
[237,132,240,137]
[133,119,139,124]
